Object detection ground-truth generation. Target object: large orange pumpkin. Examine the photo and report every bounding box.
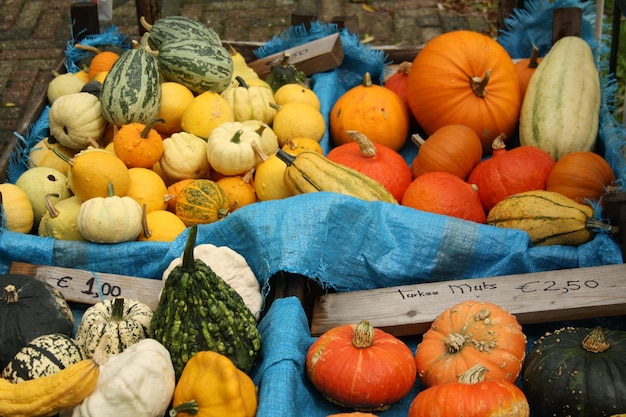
[306,320,416,411]
[406,30,521,155]
[330,72,409,152]
[414,300,526,387]
[545,151,616,205]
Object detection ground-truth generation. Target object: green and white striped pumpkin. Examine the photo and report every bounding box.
[75,297,153,358]
[519,36,600,160]
[157,38,234,94]
[143,15,221,49]
[1,333,84,383]
[100,34,162,126]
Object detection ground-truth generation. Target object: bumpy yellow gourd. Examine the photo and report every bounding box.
[0,359,99,417]
[170,350,257,417]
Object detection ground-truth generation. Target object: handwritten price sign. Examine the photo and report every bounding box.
[9,262,163,310]
[312,263,626,336]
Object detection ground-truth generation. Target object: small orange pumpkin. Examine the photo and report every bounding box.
[408,364,530,417]
[113,119,164,169]
[467,134,555,212]
[327,130,413,202]
[216,169,258,211]
[330,72,409,152]
[546,151,616,204]
[306,320,416,411]
[406,30,522,155]
[415,300,527,387]
[165,178,194,213]
[401,171,486,223]
[75,44,120,81]
[410,124,483,180]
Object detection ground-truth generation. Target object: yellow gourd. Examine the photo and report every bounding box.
[0,359,99,417]
[139,209,187,242]
[0,183,35,233]
[170,350,257,417]
[126,167,168,213]
[27,137,74,175]
[250,141,291,201]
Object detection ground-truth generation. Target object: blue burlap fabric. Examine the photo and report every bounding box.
[1,1,625,415]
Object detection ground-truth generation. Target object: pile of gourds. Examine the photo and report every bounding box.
[0,17,621,249]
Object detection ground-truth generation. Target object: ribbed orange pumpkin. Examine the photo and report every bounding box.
[467,134,555,212]
[327,130,412,201]
[408,364,530,417]
[410,124,483,180]
[306,320,416,411]
[330,72,409,151]
[406,30,521,155]
[415,300,527,387]
[546,151,616,205]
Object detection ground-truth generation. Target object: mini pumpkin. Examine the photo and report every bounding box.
[48,92,107,150]
[415,300,526,387]
[113,119,165,169]
[160,131,212,181]
[306,320,417,411]
[330,72,409,152]
[75,297,153,359]
[220,76,277,124]
[206,121,264,176]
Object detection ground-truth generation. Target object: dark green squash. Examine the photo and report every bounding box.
[1,333,84,383]
[265,52,306,93]
[150,225,261,379]
[0,274,75,370]
[522,326,626,417]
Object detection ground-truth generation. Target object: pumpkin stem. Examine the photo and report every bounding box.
[410,133,426,149]
[74,44,103,55]
[275,148,296,167]
[170,400,199,416]
[242,168,255,183]
[139,16,153,31]
[582,326,611,353]
[141,203,152,239]
[528,43,540,69]
[235,76,249,89]
[490,133,508,157]
[396,61,412,75]
[231,130,244,144]
[469,69,491,98]
[346,130,377,158]
[110,298,126,321]
[444,333,466,353]
[352,320,375,349]
[44,193,61,218]
[362,72,373,87]
[251,140,269,162]
[585,217,619,235]
[182,225,198,273]
[458,363,489,384]
[2,284,18,303]
[141,119,165,139]
[107,181,115,198]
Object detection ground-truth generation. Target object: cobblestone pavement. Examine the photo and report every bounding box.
[0,0,494,159]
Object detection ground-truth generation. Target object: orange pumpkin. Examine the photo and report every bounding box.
[113,119,165,169]
[327,130,413,201]
[165,178,194,213]
[410,124,483,180]
[216,169,258,211]
[384,61,412,112]
[406,30,522,155]
[75,44,120,81]
[514,44,542,99]
[408,364,530,417]
[330,72,409,152]
[306,320,416,411]
[467,134,555,212]
[415,300,527,387]
[546,151,616,204]
[401,171,486,223]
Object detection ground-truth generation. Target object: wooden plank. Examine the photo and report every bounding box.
[247,33,344,78]
[552,7,583,44]
[310,264,626,337]
[9,262,163,311]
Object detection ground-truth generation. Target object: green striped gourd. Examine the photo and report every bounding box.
[100,33,161,125]
[140,15,221,49]
[156,38,234,94]
[275,149,398,204]
[150,225,261,379]
[1,333,84,383]
[519,36,600,160]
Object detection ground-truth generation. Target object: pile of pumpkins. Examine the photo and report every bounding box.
[0,17,620,247]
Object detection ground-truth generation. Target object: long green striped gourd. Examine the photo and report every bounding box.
[150,225,261,379]
[140,15,221,49]
[1,333,84,383]
[157,38,234,94]
[519,36,600,161]
[275,149,399,204]
[100,34,162,126]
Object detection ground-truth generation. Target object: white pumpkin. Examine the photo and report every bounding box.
[15,166,72,224]
[76,189,142,243]
[159,131,211,181]
[48,92,107,150]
